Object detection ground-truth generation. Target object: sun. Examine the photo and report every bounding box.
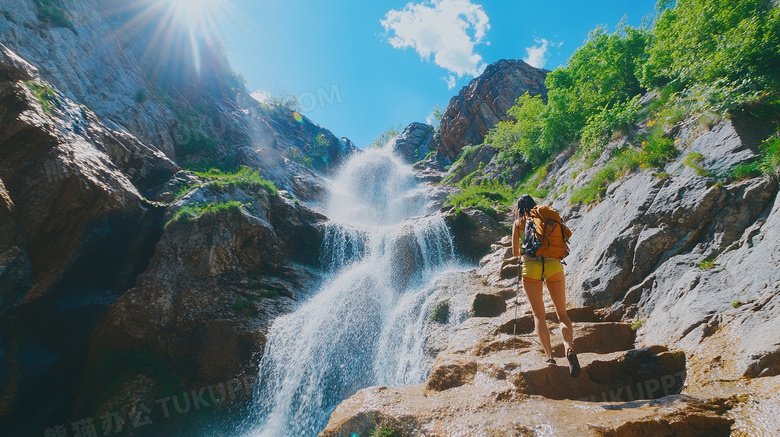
[167,0,223,28]
[110,0,239,77]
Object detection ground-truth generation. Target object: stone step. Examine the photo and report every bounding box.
[510,346,686,402]
[495,319,636,355]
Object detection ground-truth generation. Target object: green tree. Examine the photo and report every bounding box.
[642,0,780,93]
[545,23,651,141]
[485,93,546,165]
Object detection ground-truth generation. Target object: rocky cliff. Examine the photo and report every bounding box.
[0,1,355,435]
[438,59,548,163]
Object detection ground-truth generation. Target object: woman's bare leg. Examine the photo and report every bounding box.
[523,277,553,359]
[546,271,574,353]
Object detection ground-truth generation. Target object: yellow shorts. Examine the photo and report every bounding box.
[522,258,564,281]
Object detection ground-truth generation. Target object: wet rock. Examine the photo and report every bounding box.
[438,59,548,162]
[471,292,506,318]
[426,359,478,392]
[442,206,509,262]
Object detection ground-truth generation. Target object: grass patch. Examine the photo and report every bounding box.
[174,183,201,200]
[571,130,677,205]
[514,165,550,199]
[732,300,743,309]
[24,81,56,114]
[166,200,243,226]
[194,166,278,196]
[571,166,619,205]
[756,131,780,175]
[444,179,514,220]
[631,320,644,331]
[725,130,780,181]
[697,258,716,270]
[445,164,552,217]
[684,152,714,177]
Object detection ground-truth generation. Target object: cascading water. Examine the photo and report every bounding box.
[240,147,468,437]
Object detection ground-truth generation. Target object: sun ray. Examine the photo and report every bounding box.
[100,0,245,81]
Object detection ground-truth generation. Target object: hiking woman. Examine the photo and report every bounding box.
[511,194,580,377]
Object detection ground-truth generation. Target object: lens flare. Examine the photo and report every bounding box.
[293,111,304,123]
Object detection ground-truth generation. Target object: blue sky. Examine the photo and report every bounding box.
[213,0,658,148]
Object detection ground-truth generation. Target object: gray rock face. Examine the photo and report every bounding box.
[388,122,438,164]
[241,98,359,176]
[0,44,179,432]
[542,117,780,381]
[443,143,498,184]
[0,1,182,157]
[466,114,780,384]
[438,59,548,162]
[84,184,328,417]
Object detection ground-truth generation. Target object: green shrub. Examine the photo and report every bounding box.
[642,0,780,101]
[369,421,401,437]
[485,93,547,166]
[725,130,780,180]
[174,182,201,200]
[570,166,619,204]
[732,300,743,309]
[370,123,404,148]
[571,131,676,205]
[631,320,644,330]
[444,179,515,219]
[581,95,645,151]
[429,301,450,324]
[514,165,550,199]
[698,258,716,270]
[758,131,780,174]
[637,129,677,169]
[24,81,56,113]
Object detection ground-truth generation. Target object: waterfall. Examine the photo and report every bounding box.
[240,147,467,437]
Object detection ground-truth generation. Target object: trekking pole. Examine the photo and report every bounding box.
[513,260,522,354]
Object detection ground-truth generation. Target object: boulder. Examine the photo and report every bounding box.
[442,206,509,262]
[438,59,548,162]
[388,122,438,164]
[82,184,328,418]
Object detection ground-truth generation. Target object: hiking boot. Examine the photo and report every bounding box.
[567,349,581,378]
[545,357,556,365]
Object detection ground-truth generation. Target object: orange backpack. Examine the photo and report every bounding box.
[522,205,572,260]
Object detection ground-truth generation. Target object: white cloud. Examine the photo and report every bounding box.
[444,75,457,90]
[381,0,490,78]
[523,38,561,69]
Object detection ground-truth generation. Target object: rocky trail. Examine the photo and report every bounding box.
[321,250,773,437]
